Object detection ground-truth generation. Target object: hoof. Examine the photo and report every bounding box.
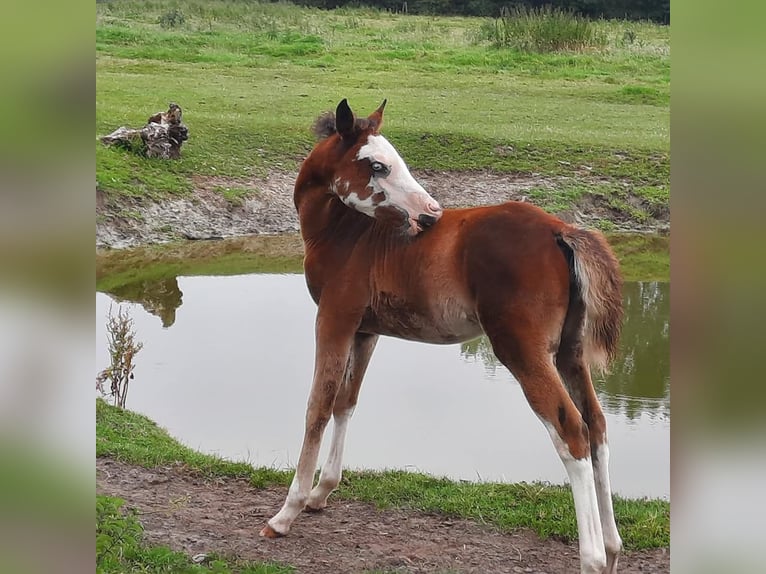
[304,504,325,513]
[259,524,285,539]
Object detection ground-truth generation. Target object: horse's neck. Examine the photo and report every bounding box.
[294,178,370,253]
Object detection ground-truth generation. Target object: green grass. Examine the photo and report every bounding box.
[609,233,670,282]
[97,495,292,573]
[213,184,259,205]
[339,471,668,551]
[97,399,669,550]
[96,234,305,293]
[97,397,258,479]
[96,0,669,203]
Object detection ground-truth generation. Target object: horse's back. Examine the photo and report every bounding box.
[442,201,571,281]
[443,200,568,239]
[368,200,573,307]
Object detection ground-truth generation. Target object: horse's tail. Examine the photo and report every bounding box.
[557,226,623,372]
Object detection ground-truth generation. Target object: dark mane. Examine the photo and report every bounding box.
[312,112,337,139]
[312,111,379,140]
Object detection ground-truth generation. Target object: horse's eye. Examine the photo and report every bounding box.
[370,161,385,173]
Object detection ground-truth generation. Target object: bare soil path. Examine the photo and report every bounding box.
[97,458,669,574]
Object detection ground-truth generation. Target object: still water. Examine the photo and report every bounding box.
[96,273,669,499]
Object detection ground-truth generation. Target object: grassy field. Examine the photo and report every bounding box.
[97,399,669,557]
[96,0,669,213]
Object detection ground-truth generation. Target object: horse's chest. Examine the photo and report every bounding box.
[361,293,482,344]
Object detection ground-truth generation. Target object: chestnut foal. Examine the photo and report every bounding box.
[260,99,624,574]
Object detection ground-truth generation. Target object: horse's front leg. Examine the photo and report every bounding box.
[306,332,378,511]
[260,312,358,538]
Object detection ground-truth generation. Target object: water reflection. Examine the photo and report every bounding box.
[96,273,669,498]
[460,282,670,421]
[599,282,670,420]
[102,274,670,420]
[108,276,183,328]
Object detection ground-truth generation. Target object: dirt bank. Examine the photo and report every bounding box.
[96,170,669,249]
[97,458,669,574]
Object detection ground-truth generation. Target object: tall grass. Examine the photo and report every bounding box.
[481,5,607,52]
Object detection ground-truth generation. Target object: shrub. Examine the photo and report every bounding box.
[480,5,607,53]
[96,305,143,409]
[158,8,185,29]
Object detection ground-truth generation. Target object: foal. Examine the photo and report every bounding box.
[260,99,624,574]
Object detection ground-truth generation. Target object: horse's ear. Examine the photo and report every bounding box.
[368,99,387,133]
[335,98,355,140]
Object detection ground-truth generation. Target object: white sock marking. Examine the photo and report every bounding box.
[593,442,623,568]
[308,410,352,507]
[542,421,607,574]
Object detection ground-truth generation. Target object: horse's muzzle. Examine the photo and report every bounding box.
[417,213,438,230]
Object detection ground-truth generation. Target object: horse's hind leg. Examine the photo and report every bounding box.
[483,317,607,574]
[306,333,378,511]
[557,344,623,573]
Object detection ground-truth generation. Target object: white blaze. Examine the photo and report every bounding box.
[349,134,438,220]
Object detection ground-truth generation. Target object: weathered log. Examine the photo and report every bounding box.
[100,103,188,159]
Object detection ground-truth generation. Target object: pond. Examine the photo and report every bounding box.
[96,255,669,500]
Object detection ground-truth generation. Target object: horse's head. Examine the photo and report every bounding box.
[313,99,443,236]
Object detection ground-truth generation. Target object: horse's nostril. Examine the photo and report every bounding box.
[427,202,442,215]
[418,214,438,229]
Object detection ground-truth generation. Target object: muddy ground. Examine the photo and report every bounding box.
[96,170,669,248]
[97,459,669,573]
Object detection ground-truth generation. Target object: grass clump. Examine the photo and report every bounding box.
[213,184,258,206]
[481,5,607,52]
[96,399,669,550]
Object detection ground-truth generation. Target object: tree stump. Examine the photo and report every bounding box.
[100,103,189,159]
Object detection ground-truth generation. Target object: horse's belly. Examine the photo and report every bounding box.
[361,297,483,344]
